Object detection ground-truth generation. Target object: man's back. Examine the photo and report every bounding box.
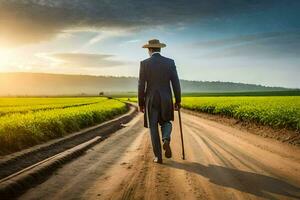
[138,52,181,128]
[142,54,174,90]
[143,54,174,109]
[139,53,181,107]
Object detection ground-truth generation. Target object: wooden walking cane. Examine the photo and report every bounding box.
[178,108,185,160]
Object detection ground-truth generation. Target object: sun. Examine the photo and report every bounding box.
[0,48,13,70]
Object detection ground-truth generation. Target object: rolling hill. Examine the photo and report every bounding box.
[0,72,293,96]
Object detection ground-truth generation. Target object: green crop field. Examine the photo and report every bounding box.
[118,97,138,103]
[0,97,127,155]
[182,97,300,131]
[119,96,300,131]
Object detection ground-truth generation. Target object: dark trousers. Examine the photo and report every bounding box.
[149,106,172,159]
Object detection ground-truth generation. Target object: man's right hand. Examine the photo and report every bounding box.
[174,102,181,111]
[139,106,145,113]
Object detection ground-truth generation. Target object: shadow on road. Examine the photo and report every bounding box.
[166,160,300,200]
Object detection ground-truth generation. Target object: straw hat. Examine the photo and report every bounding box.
[142,39,166,48]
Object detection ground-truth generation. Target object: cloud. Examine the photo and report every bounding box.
[84,29,132,48]
[125,39,141,44]
[195,31,300,59]
[194,32,296,47]
[0,0,279,46]
[39,53,125,68]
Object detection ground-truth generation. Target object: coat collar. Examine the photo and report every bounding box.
[151,52,161,57]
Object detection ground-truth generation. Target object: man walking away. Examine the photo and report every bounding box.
[138,39,181,164]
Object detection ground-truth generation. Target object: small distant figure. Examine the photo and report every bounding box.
[138,39,181,164]
[99,92,104,96]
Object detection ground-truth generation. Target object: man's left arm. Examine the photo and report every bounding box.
[138,61,146,112]
[170,60,181,110]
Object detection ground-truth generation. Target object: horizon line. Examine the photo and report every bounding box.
[0,71,297,90]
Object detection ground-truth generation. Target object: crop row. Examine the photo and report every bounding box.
[181,97,300,131]
[0,99,127,155]
[0,97,103,107]
[0,98,106,117]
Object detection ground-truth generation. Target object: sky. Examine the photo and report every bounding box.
[0,0,299,88]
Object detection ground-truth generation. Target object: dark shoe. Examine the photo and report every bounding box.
[153,157,163,164]
[163,140,172,158]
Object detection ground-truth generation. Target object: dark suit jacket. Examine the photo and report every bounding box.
[138,53,181,128]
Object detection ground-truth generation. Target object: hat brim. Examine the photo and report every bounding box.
[142,43,166,48]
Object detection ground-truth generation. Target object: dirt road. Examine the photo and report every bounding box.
[19,111,300,200]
